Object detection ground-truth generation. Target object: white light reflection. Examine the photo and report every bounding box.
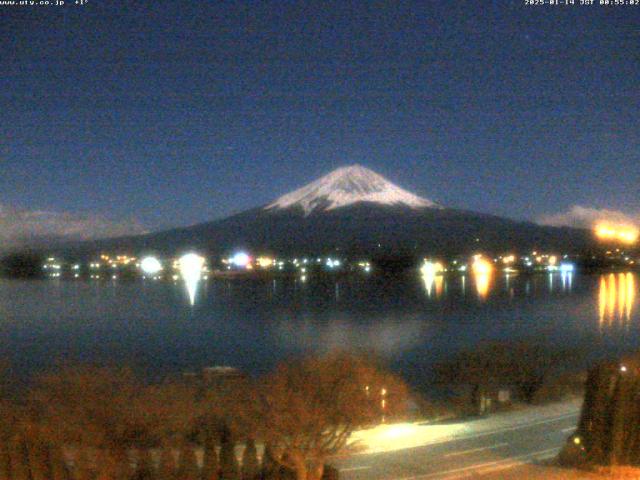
[561,271,573,291]
[179,253,205,305]
[420,261,444,298]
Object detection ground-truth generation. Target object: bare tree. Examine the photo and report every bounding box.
[177,446,200,480]
[219,426,239,480]
[29,366,201,479]
[260,444,279,480]
[241,438,259,480]
[157,446,176,480]
[132,448,155,480]
[0,400,18,480]
[256,352,409,480]
[201,440,219,480]
[435,341,575,403]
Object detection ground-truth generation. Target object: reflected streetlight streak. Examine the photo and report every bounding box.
[599,276,606,327]
[434,276,444,297]
[608,274,616,322]
[618,273,626,320]
[627,273,635,321]
[561,271,573,291]
[598,272,636,329]
[472,256,493,300]
[179,253,205,305]
[420,260,444,298]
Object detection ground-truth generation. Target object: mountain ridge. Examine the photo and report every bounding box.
[44,165,596,259]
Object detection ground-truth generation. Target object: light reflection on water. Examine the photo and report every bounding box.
[598,272,635,329]
[416,269,640,335]
[420,269,576,301]
[421,273,443,298]
[0,271,639,380]
[474,271,491,299]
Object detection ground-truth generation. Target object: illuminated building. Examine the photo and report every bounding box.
[595,223,639,245]
[256,256,274,268]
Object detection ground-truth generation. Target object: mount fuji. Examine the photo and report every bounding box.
[56,165,594,260]
[265,165,438,215]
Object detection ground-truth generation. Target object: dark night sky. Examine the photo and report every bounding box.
[1,1,639,239]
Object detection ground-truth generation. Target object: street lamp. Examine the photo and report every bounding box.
[140,256,162,277]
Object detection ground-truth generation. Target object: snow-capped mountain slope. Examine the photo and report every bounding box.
[55,164,595,260]
[265,164,438,215]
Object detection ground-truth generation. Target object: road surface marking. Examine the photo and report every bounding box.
[340,466,371,472]
[443,442,508,458]
[399,447,561,479]
[561,427,576,433]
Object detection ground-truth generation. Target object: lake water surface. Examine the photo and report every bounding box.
[1,271,639,388]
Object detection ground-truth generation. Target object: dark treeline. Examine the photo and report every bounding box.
[553,352,640,476]
[0,252,44,279]
[0,353,409,480]
[571,353,640,468]
[434,342,586,415]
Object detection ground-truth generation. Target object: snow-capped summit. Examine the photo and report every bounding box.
[265,164,438,215]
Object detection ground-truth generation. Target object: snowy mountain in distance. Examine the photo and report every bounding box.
[52,164,596,261]
[265,164,438,215]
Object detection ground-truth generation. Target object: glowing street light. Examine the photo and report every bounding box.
[140,256,162,276]
[472,255,493,275]
[420,260,444,277]
[559,262,575,274]
[230,252,251,268]
[256,256,274,268]
[179,253,205,305]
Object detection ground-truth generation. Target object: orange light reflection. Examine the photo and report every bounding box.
[598,272,636,329]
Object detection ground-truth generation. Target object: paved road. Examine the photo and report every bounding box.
[332,401,581,480]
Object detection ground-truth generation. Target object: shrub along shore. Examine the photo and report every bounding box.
[0,342,590,480]
[0,353,409,480]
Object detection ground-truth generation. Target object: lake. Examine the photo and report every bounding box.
[1,270,638,388]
